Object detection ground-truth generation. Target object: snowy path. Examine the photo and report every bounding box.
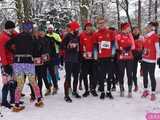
[0,65,160,120]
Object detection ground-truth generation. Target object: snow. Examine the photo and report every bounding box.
[0,64,160,120]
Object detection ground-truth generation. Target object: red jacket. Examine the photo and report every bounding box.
[93,28,115,58]
[142,31,159,62]
[80,31,95,59]
[115,32,135,60]
[0,31,13,65]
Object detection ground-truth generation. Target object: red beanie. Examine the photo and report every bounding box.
[68,21,80,31]
[121,22,130,30]
[84,20,92,28]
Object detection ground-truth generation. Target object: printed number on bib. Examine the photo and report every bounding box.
[100,41,111,49]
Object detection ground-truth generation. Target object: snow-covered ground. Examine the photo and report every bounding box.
[0,64,160,120]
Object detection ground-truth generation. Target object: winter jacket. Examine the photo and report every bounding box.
[142,31,160,63]
[62,32,80,63]
[80,31,95,59]
[5,32,40,63]
[92,28,115,59]
[115,32,135,60]
[0,31,13,65]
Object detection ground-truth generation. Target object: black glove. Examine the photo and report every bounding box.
[124,46,131,52]
[157,58,160,68]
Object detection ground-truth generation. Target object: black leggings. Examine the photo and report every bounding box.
[35,65,50,96]
[142,61,156,92]
[117,60,133,92]
[81,60,97,92]
[46,61,58,89]
[98,58,114,92]
[133,59,138,87]
[64,62,80,97]
[1,65,16,104]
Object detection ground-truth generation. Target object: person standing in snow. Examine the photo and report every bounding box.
[92,17,116,100]
[5,21,44,112]
[30,26,51,99]
[0,21,17,109]
[132,27,143,92]
[115,22,135,98]
[62,21,81,103]
[141,22,160,101]
[79,20,98,97]
[46,24,62,95]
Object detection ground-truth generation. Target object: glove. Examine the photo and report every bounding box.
[124,46,131,52]
[157,58,160,68]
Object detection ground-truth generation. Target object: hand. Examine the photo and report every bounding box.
[124,46,131,52]
[157,58,160,68]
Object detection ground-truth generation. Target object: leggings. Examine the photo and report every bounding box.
[81,60,97,92]
[142,61,156,92]
[64,62,80,97]
[98,58,114,92]
[36,65,50,95]
[117,60,133,92]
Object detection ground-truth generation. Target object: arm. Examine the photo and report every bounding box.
[5,37,16,53]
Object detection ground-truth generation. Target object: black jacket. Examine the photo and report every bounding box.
[62,32,80,63]
[5,32,40,63]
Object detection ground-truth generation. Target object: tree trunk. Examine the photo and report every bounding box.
[148,0,152,21]
[15,0,23,19]
[155,0,158,33]
[138,0,141,31]
[23,0,32,19]
[116,0,120,30]
[101,2,104,17]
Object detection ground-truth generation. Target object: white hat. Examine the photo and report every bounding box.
[47,24,54,29]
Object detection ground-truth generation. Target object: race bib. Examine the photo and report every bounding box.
[100,41,111,49]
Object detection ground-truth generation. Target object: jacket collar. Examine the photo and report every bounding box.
[145,31,155,37]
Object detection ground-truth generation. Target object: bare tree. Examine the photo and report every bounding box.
[148,0,152,21]
[23,0,32,19]
[138,0,141,31]
[120,0,132,30]
[15,0,23,19]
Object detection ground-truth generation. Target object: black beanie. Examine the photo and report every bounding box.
[5,20,15,29]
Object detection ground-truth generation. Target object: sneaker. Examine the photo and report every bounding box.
[100,92,105,99]
[128,92,132,98]
[150,93,156,101]
[133,86,138,92]
[91,90,98,97]
[12,106,25,112]
[44,88,51,96]
[1,102,13,109]
[106,92,114,99]
[72,92,81,98]
[64,96,72,103]
[141,90,149,98]
[35,100,44,107]
[82,91,90,97]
